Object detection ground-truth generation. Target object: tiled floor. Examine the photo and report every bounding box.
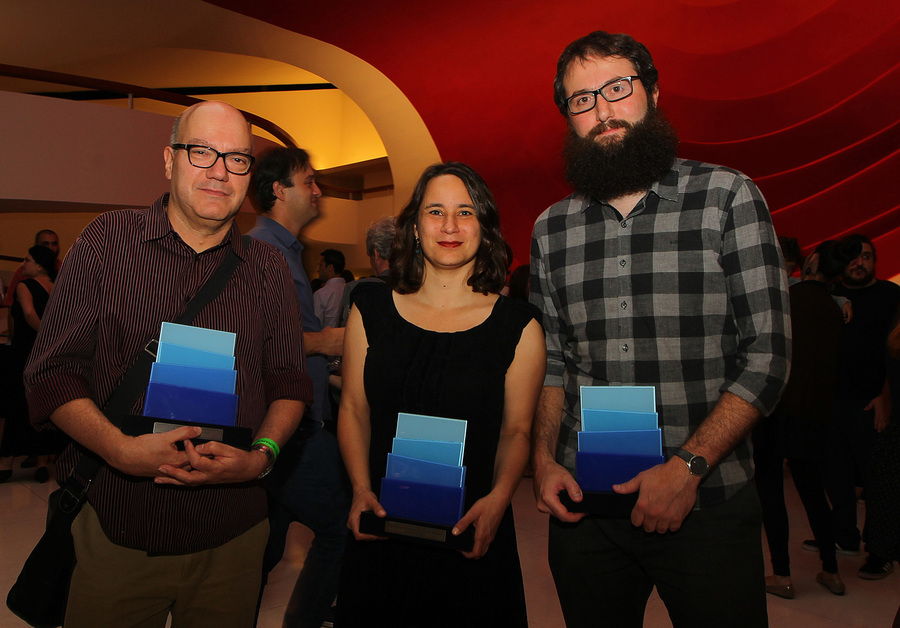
[1,461,897,627]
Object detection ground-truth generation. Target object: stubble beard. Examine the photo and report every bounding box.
[842,266,875,288]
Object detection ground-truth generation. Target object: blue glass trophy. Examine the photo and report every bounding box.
[359,413,475,550]
[558,386,665,516]
[120,322,251,449]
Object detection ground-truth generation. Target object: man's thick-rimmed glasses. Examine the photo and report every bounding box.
[171,144,255,175]
[566,76,641,115]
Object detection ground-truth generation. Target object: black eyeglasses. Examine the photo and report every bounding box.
[171,143,255,175]
[566,76,641,115]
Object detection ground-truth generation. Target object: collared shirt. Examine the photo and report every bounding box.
[25,194,312,553]
[249,214,330,424]
[531,158,791,507]
[314,276,346,328]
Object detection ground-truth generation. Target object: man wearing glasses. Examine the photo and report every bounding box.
[530,31,790,626]
[25,101,311,626]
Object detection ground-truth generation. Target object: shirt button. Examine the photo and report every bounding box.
[621,344,629,352]
[621,221,628,228]
[620,259,627,267]
[621,301,628,309]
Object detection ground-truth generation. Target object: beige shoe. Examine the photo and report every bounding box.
[765,575,795,599]
[816,571,846,596]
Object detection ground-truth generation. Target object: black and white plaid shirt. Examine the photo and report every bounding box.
[531,158,791,507]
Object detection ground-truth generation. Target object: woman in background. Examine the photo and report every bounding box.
[755,240,858,598]
[337,162,545,627]
[1,245,60,483]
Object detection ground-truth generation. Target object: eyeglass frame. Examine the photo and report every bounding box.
[170,143,255,175]
[565,76,642,116]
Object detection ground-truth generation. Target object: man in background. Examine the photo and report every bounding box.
[339,216,395,326]
[249,147,349,628]
[811,234,900,579]
[314,248,346,327]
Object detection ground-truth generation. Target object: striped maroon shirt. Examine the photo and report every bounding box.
[25,194,313,553]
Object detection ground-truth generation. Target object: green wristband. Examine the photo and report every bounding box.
[252,438,280,461]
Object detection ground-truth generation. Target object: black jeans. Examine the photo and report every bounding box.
[548,483,767,628]
[755,453,838,574]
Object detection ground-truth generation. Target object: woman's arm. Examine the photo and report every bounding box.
[16,282,43,331]
[337,304,385,539]
[454,318,546,558]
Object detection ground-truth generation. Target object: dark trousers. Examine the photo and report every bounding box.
[259,425,350,628]
[821,397,875,548]
[548,483,767,628]
[755,454,838,574]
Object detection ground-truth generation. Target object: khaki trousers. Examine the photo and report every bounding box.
[64,503,268,628]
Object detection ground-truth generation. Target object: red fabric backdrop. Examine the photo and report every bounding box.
[209,0,900,273]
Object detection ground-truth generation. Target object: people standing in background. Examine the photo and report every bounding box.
[811,234,900,579]
[755,240,858,599]
[314,249,347,327]
[2,229,61,336]
[1,245,63,483]
[779,236,803,283]
[248,146,350,628]
[339,217,395,327]
[865,318,900,580]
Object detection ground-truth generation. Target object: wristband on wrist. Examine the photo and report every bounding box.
[250,438,280,479]
[252,438,280,461]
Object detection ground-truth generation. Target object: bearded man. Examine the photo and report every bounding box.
[819,234,900,579]
[529,31,791,627]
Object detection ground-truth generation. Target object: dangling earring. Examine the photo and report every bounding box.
[415,237,421,253]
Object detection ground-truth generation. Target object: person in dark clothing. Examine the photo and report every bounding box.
[810,234,900,579]
[755,240,859,598]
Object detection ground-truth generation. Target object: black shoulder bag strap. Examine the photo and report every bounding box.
[57,236,249,515]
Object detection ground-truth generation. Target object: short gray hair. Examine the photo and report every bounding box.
[366,216,396,258]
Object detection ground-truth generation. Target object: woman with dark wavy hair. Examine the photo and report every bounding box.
[390,161,510,295]
[336,162,545,626]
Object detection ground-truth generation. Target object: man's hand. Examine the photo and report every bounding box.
[154,439,269,486]
[109,425,200,477]
[533,459,586,523]
[613,458,700,533]
[866,393,891,433]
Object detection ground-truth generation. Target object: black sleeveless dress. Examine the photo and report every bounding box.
[336,282,535,627]
[2,278,65,456]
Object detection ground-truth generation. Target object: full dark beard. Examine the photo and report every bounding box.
[563,105,679,203]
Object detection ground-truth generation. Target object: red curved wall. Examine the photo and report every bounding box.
[210,0,900,273]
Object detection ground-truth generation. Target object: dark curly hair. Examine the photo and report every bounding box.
[553,31,659,117]
[391,162,508,295]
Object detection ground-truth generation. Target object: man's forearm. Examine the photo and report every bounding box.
[303,328,345,356]
[51,398,130,465]
[680,391,760,467]
[532,385,565,467]
[253,399,305,447]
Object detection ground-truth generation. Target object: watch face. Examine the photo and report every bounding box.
[689,457,709,476]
